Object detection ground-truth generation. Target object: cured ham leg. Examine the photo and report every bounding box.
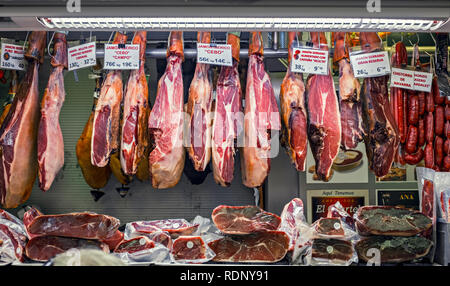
[187,32,213,172]
[37,32,67,191]
[333,32,363,150]
[360,32,400,177]
[241,32,281,188]
[280,32,308,171]
[0,31,46,208]
[148,31,185,189]
[120,31,149,175]
[306,32,341,181]
[91,32,127,167]
[212,32,242,186]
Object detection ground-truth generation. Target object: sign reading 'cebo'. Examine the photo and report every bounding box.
[290,48,329,75]
[197,43,232,67]
[104,44,140,70]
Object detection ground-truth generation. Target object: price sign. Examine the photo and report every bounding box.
[413,71,433,93]
[0,43,26,71]
[68,42,97,71]
[390,68,415,90]
[350,51,390,78]
[290,48,329,75]
[197,43,232,67]
[104,44,139,70]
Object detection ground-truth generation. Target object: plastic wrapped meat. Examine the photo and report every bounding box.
[171,236,215,264]
[326,201,355,230]
[101,230,124,251]
[26,212,120,240]
[355,206,432,236]
[279,198,307,251]
[211,205,281,235]
[0,215,28,263]
[305,238,356,266]
[114,236,155,254]
[126,219,198,239]
[314,218,345,237]
[25,236,109,262]
[208,231,289,263]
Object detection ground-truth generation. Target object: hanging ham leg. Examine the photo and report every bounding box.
[91,32,127,167]
[306,32,341,181]
[0,31,46,208]
[187,32,213,172]
[360,32,400,178]
[241,32,281,188]
[333,32,363,150]
[212,32,242,186]
[280,32,308,171]
[120,31,149,175]
[148,31,185,189]
[37,32,67,191]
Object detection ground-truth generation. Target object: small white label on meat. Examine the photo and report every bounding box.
[173,223,180,228]
[139,238,146,245]
[291,48,329,75]
[0,43,26,71]
[186,241,194,249]
[197,43,232,67]
[326,246,334,254]
[350,51,390,78]
[334,222,341,230]
[68,42,97,71]
[104,44,140,70]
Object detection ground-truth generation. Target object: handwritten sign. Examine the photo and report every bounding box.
[413,71,433,93]
[68,42,96,71]
[291,48,329,75]
[197,43,232,67]
[390,68,415,90]
[0,43,26,71]
[104,44,139,70]
[350,51,390,78]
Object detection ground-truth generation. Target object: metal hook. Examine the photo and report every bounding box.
[22,31,29,51]
[107,31,114,45]
[295,32,300,48]
[47,32,55,59]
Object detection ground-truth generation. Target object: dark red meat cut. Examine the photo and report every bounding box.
[25,236,109,262]
[0,223,27,262]
[128,219,198,239]
[101,230,124,251]
[22,207,43,229]
[310,239,354,264]
[279,198,306,251]
[27,212,120,240]
[208,230,289,263]
[355,206,432,236]
[212,205,281,234]
[114,236,155,254]
[171,236,208,262]
[314,218,345,237]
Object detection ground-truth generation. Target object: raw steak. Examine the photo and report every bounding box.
[279,198,306,251]
[208,230,289,263]
[187,32,213,172]
[101,230,124,251]
[127,219,198,239]
[280,32,308,171]
[310,238,354,264]
[37,32,67,191]
[355,206,432,236]
[91,32,127,167]
[305,32,341,181]
[23,207,43,239]
[114,236,155,254]
[212,32,242,186]
[171,236,209,262]
[148,31,185,189]
[356,236,433,264]
[333,32,363,150]
[212,205,281,235]
[241,31,281,187]
[359,32,400,178]
[27,212,120,240]
[0,31,46,208]
[120,31,149,175]
[25,236,109,262]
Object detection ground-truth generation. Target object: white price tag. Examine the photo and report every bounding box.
[0,43,26,71]
[68,42,97,71]
[350,51,390,78]
[390,68,415,90]
[413,71,433,93]
[291,48,329,75]
[197,43,232,67]
[104,44,140,70]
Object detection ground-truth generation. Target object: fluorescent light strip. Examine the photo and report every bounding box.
[38,17,446,31]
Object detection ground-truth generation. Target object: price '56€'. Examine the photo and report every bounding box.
[197,43,232,67]
[290,48,329,75]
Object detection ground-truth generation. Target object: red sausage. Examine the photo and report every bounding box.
[435,136,444,167]
[425,112,434,143]
[445,138,450,155]
[418,118,425,147]
[433,76,445,105]
[443,155,450,171]
[435,106,444,136]
[446,120,450,138]
[404,148,424,165]
[424,142,435,169]
[445,105,450,121]
[418,92,425,116]
[426,92,435,113]
[408,94,419,125]
[406,125,418,154]
[397,89,405,143]
[403,90,408,140]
